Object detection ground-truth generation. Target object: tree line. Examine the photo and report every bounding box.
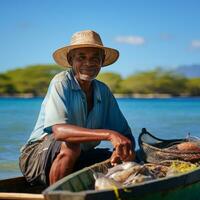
[0,65,200,97]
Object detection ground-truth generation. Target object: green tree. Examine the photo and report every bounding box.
[186,78,200,96]
[120,70,157,94]
[97,72,122,93]
[120,68,187,96]
[153,69,187,96]
[0,74,17,95]
[5,65,63,96]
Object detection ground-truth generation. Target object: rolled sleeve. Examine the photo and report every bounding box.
[44,80,68,133]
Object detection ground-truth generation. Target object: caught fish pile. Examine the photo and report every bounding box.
[94,160,199,190]
[94,161,166,190]
[165,141,200,152]
[177,142,200,152]
[164,133,200,153]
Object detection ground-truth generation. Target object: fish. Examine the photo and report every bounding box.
[144,163,169,178]
[95,177,122,190]
[124,174,153,186]
[108,165,143,183]
[105,161,139,178]
[177,142,200,152]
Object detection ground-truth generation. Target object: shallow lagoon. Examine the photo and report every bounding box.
[0,97,200,179]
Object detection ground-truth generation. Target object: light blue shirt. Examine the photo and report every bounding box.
[27,69,134,151]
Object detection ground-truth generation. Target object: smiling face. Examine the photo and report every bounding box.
[68,47,105,82]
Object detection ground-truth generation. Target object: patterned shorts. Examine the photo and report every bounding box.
[19,134,112,186]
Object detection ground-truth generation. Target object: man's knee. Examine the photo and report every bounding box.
[49,143,81,185]
[59,142,81,163]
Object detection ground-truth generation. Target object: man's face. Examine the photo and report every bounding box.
[68,47,104,82]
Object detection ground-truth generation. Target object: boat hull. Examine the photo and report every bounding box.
[0,176,44,200]
[44,161,200,200]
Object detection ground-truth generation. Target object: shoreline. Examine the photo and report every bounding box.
[0,93,200,99]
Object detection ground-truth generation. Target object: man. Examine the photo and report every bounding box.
[19,30,135,186]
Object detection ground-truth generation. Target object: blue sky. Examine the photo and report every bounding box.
[1,0,200,77]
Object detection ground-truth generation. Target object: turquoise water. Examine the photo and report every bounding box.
[0,97,200,179]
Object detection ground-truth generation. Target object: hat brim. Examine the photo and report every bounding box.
[53,44,119,67]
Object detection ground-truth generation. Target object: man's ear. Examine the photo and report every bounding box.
[67,53,73,66]
[101,50,105,66]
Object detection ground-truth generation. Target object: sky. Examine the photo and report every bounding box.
[1,0,200,77]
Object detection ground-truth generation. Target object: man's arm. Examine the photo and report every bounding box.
[101,87,136,163]
[52,124,134,164]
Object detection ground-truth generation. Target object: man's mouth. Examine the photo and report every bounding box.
[80,67,99,74]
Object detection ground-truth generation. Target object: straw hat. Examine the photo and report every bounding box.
[53,30,119,67]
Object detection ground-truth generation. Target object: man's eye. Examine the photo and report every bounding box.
[92,57,100,63]
[77,56,85,61]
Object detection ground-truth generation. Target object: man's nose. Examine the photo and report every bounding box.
[84,59,94,66]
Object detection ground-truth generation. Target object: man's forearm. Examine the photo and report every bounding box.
[52,124,111,143]
[52,123,135,163]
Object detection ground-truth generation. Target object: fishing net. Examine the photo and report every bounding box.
[138,128,200,163]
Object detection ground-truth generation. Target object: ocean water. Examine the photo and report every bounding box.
[0,97,200,180]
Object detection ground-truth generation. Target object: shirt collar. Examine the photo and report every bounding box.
[67,69,102,102]
[67,69,81,90]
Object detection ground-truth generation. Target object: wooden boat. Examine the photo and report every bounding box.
[2,161,200,200]
[0,176,45,200]
[43,159,200,200]
[44,129,200,200]
[2,128,200,200]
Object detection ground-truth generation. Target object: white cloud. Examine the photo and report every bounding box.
[115,35,145,45]
[191,40,200,49]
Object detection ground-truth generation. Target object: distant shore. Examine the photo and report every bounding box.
[0,93,199,99]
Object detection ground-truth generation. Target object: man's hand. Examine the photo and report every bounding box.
[110,150,121,165]
[108,130,135,165]
[110,147,135,165]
